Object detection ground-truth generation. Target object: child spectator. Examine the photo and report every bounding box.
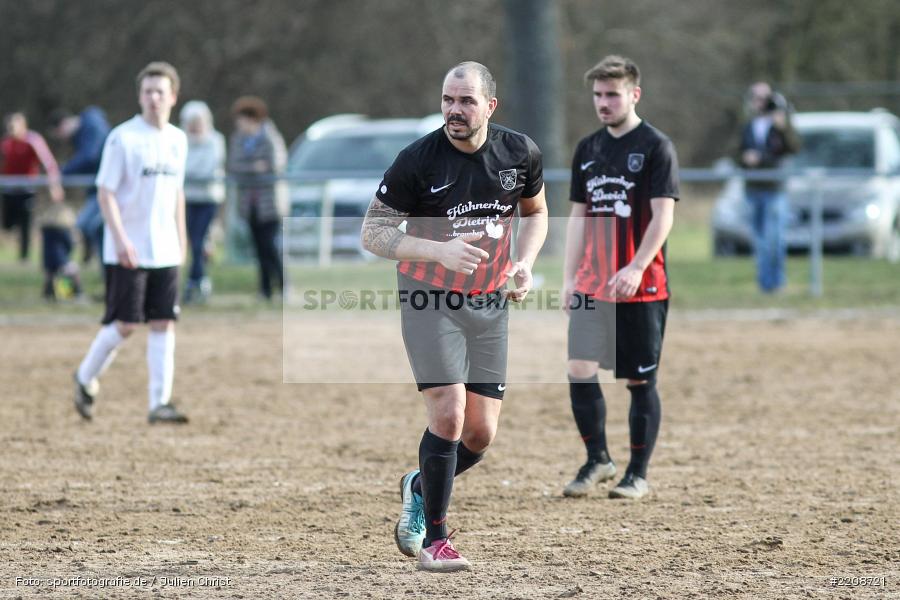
[39,201,82,300]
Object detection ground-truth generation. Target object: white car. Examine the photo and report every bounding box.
[712,110,900,260]
[284,113,444,260]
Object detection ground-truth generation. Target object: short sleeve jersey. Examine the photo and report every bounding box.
[569,121,679,302]
[96,116,187,268]
[376,124,543,293]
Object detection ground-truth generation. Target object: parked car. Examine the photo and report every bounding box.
[712,110,900,260]
[284,113,444,260]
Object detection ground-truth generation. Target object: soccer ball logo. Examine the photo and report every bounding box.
[498,169,517,191]
[339,291,359,310]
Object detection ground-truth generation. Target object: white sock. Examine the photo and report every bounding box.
[77,324,125,387]
[147,329,175,411]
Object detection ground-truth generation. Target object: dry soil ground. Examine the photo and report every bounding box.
[0,310,897,599]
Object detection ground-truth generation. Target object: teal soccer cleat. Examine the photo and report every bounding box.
[394,470,425,557]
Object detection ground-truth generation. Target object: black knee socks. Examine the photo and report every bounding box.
[569,374,610,463]
[418,429,459,545]
[412,440,484,496]
[627,382,661,479]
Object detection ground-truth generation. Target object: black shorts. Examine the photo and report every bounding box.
[398,273,508,400]
[567,294,668,381]
[102,265,180,325]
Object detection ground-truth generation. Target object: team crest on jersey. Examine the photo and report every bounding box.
[498,169,517,191]
[627,153,645,173]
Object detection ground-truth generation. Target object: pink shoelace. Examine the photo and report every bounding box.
[429,529,462,560]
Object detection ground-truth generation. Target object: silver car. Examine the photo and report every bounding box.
[712,110,900,260]
[284,113,443,260]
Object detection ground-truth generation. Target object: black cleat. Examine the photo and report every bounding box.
[148,404,189,424]
[73,372,95,421]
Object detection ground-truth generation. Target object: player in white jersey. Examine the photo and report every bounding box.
[73,62,189,424]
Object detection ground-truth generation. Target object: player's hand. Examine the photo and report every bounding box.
[438,232,489,275]
[562,279,577,314]
[741,149,761,168]
[607,263,644,299]
[49,184,65,203]
[115,237,138,269]
[503,261,533,302]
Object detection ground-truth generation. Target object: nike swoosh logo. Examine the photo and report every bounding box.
[580,161,595,171]
[637,364,657,374]
[497,384,506,391]
[430,182,454,193]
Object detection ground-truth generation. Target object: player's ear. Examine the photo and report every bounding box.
[486,97,498,118]
[632,86,642,105]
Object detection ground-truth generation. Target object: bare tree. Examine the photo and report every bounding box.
[1,0,898,165]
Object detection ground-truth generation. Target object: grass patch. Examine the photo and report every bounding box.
[1,207,898,314]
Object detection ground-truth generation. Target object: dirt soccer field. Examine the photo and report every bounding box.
[0,310,897,599]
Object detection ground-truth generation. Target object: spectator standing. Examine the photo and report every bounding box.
[179,100,226,304]
[1,112,64,260]
[738,82,799,293]
[49,106,110,264]
[227,96,287,301]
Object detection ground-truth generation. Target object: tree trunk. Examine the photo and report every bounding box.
[503,0,565,170]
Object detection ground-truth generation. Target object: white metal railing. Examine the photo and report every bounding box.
[0,167,877,187]
[1,166,889,298]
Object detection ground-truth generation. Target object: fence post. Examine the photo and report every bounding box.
[808,168,825,297]
[318,180,334,267]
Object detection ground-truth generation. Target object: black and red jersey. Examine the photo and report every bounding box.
[570,121,679,303]
[376,123,543,294]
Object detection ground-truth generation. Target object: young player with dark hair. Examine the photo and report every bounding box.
[562,55,680,500]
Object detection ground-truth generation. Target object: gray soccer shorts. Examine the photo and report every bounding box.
[398,273,508,400]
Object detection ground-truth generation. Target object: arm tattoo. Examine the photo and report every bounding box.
[362,198,409,259]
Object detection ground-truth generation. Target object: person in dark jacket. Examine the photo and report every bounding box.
[49,106,111,265]
[738,82,800,293]
[227,96,287,300]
